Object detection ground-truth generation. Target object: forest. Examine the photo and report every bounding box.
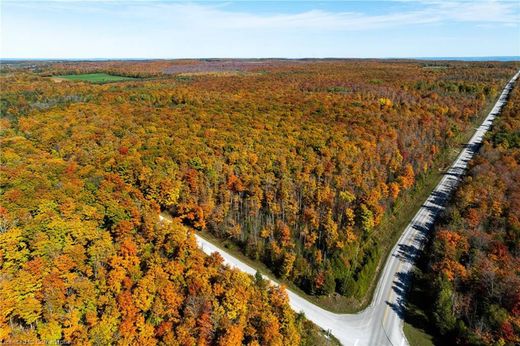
[0,59,518,344]
[408,76,520,345]
[0,61,346,345]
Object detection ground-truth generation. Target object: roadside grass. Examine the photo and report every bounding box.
[54,73,137,83]
[404,323,435,346]
[402,267,439,346]
[299,318,342,346]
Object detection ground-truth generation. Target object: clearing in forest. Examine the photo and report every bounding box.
[54,73,136,83]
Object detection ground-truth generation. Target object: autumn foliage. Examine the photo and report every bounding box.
[0,59,518,344]
[422,80,520,345]
[0,61,343,346]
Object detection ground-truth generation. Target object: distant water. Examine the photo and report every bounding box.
[1,56,519,62]
[412,56,519,62]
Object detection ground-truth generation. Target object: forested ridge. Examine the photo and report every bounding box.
[409,76,520,345]
[0,60,518,344]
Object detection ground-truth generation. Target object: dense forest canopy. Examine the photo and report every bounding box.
[0,59,518,344]
[0,60,350,345]
[417,80,520,345]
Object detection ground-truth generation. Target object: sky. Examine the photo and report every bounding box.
[1,0,519,59]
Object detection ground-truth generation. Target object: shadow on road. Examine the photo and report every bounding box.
[386,271,414,319]
[462,141,482,154]
[393,244,419,265]
[384,129,485,339]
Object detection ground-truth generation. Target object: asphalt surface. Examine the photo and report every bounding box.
[160,70,519,346]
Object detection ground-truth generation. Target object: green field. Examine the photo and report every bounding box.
[55,73,136,83]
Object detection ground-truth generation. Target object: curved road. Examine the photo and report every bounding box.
[160,70,519,346]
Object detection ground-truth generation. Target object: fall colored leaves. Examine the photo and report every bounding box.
[1,60,518,344]
[423,80,520,345]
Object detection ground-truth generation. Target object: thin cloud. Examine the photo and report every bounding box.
[1,1,518,59]
[5,1,518,31]
[112,1,520,31]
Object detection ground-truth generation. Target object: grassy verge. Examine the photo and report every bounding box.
[298,315,342,346]
[191,91,501,315]
[404,323,435,346]
[54,73,137,83]
[403,268,439,346]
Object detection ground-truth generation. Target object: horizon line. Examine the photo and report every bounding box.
[2,56,520,62]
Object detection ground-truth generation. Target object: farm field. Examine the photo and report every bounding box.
[55,72,137,83]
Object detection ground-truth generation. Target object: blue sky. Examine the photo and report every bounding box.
[1,0,519,59]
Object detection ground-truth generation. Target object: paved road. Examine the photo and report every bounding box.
[160,70,519,346]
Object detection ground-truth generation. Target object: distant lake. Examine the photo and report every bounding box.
[413,56,520,61]
[1,56,519,62]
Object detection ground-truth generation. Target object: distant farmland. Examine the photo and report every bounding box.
[55,73,136,83]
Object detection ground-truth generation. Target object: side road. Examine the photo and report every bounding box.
[160,70,520,346]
